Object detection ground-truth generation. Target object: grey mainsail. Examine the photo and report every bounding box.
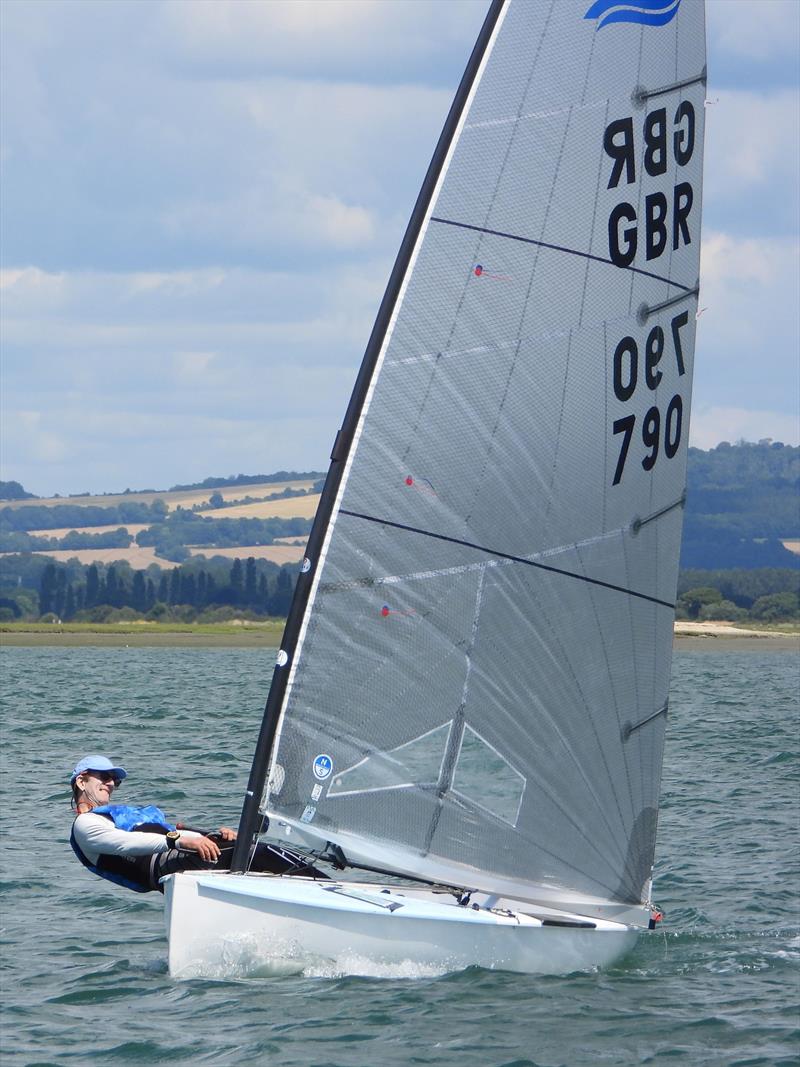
[245,0,706,917]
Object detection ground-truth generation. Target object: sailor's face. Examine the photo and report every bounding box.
[80,771,118,805]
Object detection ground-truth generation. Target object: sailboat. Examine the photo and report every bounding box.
[165,0,706,978]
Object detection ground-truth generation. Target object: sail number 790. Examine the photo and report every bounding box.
[611,311,688,486]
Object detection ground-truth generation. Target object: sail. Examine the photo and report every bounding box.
[258,0,706,913]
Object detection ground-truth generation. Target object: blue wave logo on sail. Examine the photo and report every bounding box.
[584,0,682,30]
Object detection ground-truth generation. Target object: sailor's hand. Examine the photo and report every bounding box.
[217,826,237,841]
[179,835,221,861]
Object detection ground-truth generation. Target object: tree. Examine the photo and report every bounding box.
[245,557,257,605]
[132,571,147,613]
[270,566,294,616]
[53,569,67,618]
[750,592,799,622]
[209,491,224,508]
[230,559,244,602]
[106,565,120,607]
[678,586,722,620]
[181,572,197,607]
[39,564,57,616]
[85,565,100,608]
[0,480,35,500]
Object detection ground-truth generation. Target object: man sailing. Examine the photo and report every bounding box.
[70,754,323,893]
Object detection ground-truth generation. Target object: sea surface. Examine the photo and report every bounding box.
[1,646,797,1066]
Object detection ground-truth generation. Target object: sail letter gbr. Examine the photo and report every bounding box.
[605,103,695,266]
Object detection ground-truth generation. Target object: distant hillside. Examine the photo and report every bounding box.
[681,441,799,569]
[169,471,325,492]
[2,444,797,569]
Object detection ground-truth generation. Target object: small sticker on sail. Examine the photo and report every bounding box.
[301,557,311,573]
[276,649,289,667]
[472,263,510,281]
[380,604,416,618]
[404,475,437,497]
[313,753,333,780]
[300,804,316,823]
[311,783,323,801]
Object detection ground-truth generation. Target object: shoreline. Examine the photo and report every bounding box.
[2,625,797,651]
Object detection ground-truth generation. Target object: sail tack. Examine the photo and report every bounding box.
[261,0,706,911]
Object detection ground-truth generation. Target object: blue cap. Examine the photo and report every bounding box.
[70,754,128,784]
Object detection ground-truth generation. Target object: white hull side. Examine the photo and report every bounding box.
[164,873,640,979]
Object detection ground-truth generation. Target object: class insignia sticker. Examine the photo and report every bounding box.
[312,753,333,781]
[584,0,683,31]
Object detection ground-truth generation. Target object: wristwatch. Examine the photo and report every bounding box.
[165,830,181,849]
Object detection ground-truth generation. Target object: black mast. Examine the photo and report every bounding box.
[231,0,506,873]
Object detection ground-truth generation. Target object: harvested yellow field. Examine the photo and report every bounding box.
[274,535,310,545]
[1,480,318,512]
[1,547,179,568]
[782,540,800,555]
[196,494,320,520]
[28,523,152,539]
[0,543,306,569]
[188,545,305,565]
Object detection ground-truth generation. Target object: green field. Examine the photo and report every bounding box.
[0,620,284,647]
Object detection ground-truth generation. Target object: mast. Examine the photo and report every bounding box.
[231,0,507,873]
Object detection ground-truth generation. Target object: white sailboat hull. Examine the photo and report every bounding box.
[164,872,640,979]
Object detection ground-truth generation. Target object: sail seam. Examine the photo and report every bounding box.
[429,216,694,291]
[339,509,675,609]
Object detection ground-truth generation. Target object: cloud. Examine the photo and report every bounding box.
[690,406,799,449]
[703,89,800,235]
[0,261,385,492]
[707,0,800,65]
[1,0,797,495]
[155,0,486,85]
[696,230,799,417]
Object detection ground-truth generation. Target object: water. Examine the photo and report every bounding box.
[1,646,797,1066]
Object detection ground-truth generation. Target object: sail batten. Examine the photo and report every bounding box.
[244,0,705,913]
[338,509,676,609]
[429,215,696,291]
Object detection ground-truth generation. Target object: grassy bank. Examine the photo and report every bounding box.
[0,620,284,647]
[2,619,797,650]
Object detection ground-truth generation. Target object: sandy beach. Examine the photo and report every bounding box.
[672,621,799,653]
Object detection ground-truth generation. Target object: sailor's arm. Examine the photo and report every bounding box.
[74,812,171,859]
[74,815,223,863]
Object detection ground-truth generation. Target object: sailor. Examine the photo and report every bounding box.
[70,754,323,893]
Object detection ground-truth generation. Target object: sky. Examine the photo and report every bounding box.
[1,0,798,497]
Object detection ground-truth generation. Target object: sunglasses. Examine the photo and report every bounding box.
[87,771,122,787]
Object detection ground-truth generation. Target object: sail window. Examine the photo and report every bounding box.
[451,725,525,827]
[327,722,452,798]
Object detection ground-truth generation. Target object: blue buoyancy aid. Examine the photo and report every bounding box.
[70,805,176,893]
[91,804,175,832]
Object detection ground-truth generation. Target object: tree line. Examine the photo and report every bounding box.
[0,557,797,625]
[21,557,298,623]
[676,568,799,623]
